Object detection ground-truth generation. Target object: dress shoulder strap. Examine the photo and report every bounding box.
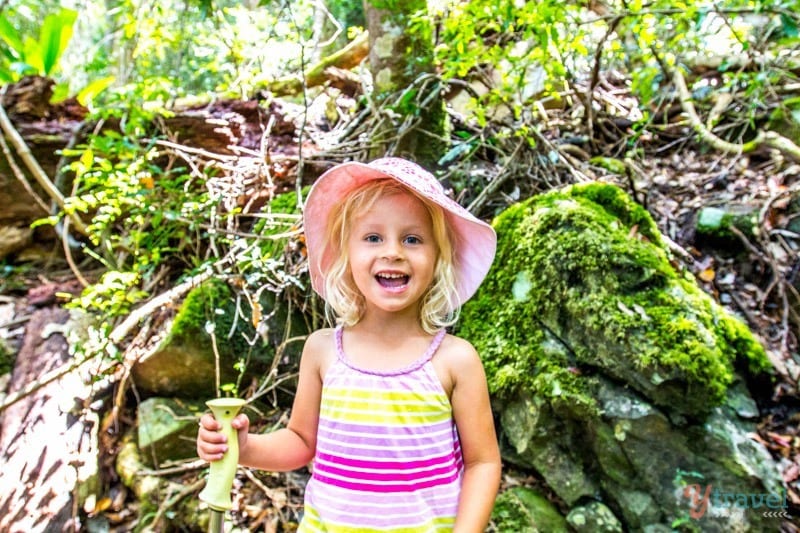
[333,325,447,376]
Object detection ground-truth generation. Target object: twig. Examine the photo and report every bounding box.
[108,270,214,345]
[0,127,50,213]
[141,458,207,477]
[467,139,525,214]
[670,66,800,163]
[153,139,238,162]
[584,15,623,143]
[149,478,206,529]
[0,315,31,329]
[61,216,90,288]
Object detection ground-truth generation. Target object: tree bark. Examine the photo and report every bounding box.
[363,1,447,168]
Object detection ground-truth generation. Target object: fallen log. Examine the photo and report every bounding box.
[260,31,369,96]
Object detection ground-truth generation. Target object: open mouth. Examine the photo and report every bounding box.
[375,272,409,288]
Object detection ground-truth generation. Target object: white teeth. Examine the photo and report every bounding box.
[377,273,405,278]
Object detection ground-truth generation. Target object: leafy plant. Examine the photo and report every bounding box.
[0,7,77,82]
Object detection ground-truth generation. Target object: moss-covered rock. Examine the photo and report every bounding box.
[491,486,569,532]
[132,189,311,399]
[137,397,205,468]
[460,181,770,418]
[458,182,781,531]
[131,277,251,397]
[695,205,758,244]
[566,501,623,532]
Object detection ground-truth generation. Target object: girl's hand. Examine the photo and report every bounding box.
[196,412,250,462]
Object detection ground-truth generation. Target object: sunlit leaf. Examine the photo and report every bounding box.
[77,76,116,107]
[40,8,78,75]
[22,36,44,73]
[0,15,24,56]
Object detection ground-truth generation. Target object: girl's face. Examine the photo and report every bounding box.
[347,190,438,318]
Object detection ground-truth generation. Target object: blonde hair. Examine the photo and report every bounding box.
[322,179,460,334]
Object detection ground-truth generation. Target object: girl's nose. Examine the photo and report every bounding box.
[381,241,403,260]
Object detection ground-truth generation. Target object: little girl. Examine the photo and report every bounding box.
[197,157,501,532]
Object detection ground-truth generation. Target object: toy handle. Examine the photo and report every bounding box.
[198,398,247,511]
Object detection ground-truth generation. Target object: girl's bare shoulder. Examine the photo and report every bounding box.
[302,327,338,373]
[432,333,485,394]
[306,327,336,345]
[438,333,480,364]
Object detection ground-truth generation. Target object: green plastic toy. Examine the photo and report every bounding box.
[198,397,247,531]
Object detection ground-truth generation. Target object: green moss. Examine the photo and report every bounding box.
[169,277,232,342]
[166,277,265,381]
[695,206,757,241]
[0,339,13,375]
[459,182,771,417]
[492,487,568,532]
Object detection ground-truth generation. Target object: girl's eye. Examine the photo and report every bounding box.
[404,235,421,245]
[365,234,381,243]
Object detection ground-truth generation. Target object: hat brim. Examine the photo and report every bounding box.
[303,159,497,307]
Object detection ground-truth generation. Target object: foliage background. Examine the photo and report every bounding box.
[1,0,799,530]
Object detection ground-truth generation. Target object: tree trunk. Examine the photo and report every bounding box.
[363,1,446,168]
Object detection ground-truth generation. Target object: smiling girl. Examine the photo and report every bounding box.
[198,157,500,532]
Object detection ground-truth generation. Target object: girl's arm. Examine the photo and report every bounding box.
[197,329,329,472]
[447,338,502,533]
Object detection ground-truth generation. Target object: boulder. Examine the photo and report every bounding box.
[490,486,569,532]
[137,397,205,468]
[131,276,307,399]
[459,182,783,530]
[132,188,311,399]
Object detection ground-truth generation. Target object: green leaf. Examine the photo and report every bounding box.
[39,8,77,75]
[437,140,475,166]
[22,36,43,73]
[77,76,116,107]
[31,215,60,229]
[590,157,628,175]
[780,13,798,38]
[0,14,23,59]
[51,82,70,103]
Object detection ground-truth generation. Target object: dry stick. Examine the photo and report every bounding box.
[109,270,214,345]
[466,139,526,215]
[583,15,623,142]
[150,478,206,529]
[0,270,214,414]
[0,130,50,213]
[61,216,91,287]
[0,314,31,329]
[670,66,800,163]
[0,97,88,236]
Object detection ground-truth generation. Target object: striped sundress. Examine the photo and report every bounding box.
[298,326,463,532]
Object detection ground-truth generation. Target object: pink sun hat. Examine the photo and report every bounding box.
[303,157,497,307]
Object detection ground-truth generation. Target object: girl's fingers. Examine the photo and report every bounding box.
[198,429,226,445]
[197,431,228,461]
[231,413,249,430]
[199,413,221,431]
[197,413,229,461]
